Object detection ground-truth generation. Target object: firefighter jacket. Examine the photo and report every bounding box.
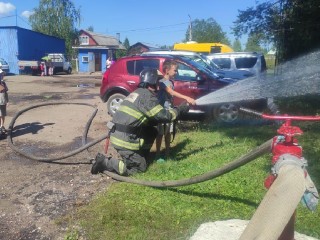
[110,87,178,151]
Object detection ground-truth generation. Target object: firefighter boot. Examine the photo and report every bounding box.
[91,153,109,174]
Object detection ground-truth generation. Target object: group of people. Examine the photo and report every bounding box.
[40,61,54,76]
[0,57,195,175]
[0,68,8,134]
[91,60,196,176]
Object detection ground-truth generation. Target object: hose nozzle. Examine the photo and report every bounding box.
[239,107,263,118]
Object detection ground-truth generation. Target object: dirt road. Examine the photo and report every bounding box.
[0,73,115,239]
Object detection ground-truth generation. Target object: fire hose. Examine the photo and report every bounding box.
[7,102,108,162]
[7,102,272,187]
[239,163,306,240]
[7,103,319,238]
[106,107,317,238]
[103,139,271,187]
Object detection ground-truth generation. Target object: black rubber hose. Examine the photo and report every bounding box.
[7,102,108,163]
[82,107,99,160]
[103,138,272,188]
[7,102,272,188]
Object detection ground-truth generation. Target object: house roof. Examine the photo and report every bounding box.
[129,42,161,50]
[78,30,126,50]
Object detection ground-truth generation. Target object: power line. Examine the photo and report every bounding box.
[0,14,16,19]
[111,22,189,33]
[17,15,31,27]
[0,11,32,29]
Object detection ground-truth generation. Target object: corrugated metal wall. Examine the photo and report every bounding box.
[0,28,19,74]
[17,27,65,61]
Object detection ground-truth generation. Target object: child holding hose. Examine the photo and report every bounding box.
[156,60,196,162]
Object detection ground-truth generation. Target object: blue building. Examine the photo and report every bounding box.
[0,26,65,74]
[73,30,125,73]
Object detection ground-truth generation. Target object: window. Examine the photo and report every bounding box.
[212,58,231,69]
[127,61,134,74]
[210,46,222,53]
[177,63,197,81]
[79,36,89,45]
[235,57,257,69]
[187,56,208,69]
[126,59,160,75]
[82,56,89,62]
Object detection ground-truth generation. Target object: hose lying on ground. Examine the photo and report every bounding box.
[103,138,273,188]
[7,102,108,163]
[7,102,272,187]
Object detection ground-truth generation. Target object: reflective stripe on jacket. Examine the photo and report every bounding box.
[110,88,178,150]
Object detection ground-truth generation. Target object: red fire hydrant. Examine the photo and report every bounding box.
[262,115,319,240]
[239,108,319,240]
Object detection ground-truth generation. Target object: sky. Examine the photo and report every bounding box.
[0,0,266,47]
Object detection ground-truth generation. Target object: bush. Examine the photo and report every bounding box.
[276,95,320,115]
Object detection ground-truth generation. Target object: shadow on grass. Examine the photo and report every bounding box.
[170,138,224,162]
[164,188,259,208]
[178,116,276,143]
[194,121,275,145]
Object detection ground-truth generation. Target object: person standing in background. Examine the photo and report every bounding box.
[44,60,48,76]
[106,57,112,69]
[48,60,54,76]
[0,69,9,133]
[40,62,45,76]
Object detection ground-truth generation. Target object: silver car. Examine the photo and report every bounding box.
[207,52,267,77]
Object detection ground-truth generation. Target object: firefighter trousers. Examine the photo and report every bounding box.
[108,148,151,176]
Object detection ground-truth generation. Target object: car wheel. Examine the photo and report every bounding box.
[106,93,126,116]
[213,103,239,123]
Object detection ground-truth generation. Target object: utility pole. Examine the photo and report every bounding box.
[188,14,192,42]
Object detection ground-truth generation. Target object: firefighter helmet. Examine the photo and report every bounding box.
[138,68,159,88]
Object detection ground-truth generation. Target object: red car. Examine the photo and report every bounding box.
[100,55,264,122]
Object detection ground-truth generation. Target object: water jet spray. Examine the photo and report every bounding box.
[196,51,320,108]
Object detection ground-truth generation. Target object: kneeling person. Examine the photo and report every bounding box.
[91,69,189,176]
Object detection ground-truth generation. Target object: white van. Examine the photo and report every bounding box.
[207,52,267,77]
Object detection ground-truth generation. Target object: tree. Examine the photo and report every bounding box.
[185,18,230,45]
[113,37,130,59]
[122,37,130,50]
[87,26,94,32]
[160,45,173,50]
[233,0,320,62]
[29,0,81,57]
[244,33,266,53]
[232,39,242,52]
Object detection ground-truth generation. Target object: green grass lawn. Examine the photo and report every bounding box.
[62,121,320,240]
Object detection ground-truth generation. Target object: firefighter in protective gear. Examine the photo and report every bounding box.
[91,68,190,176]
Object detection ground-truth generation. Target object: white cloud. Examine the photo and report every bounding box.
[21,10,34,18]
[0,2,16,16]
